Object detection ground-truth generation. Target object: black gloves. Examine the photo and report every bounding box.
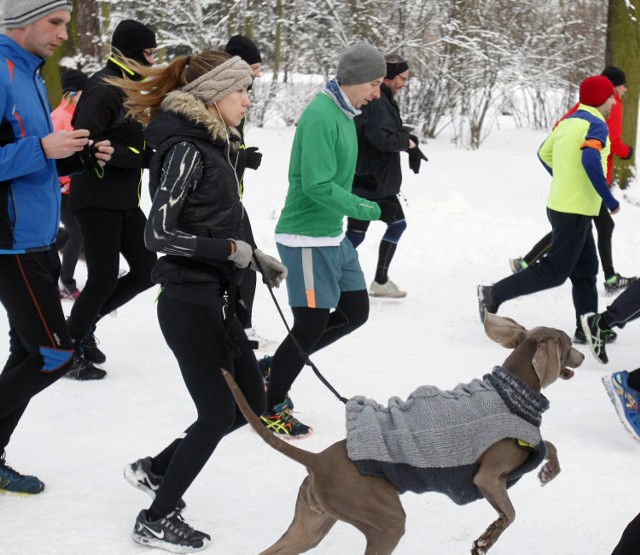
[244,146,262,170]
[408,147,428,174]
[377,199,398,222]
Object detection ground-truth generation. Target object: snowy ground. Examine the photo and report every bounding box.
[3,118,640,554]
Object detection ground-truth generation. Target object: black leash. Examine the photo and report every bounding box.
[252,252,348,404]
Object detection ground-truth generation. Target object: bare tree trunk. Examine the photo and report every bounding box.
[606,0,640,187]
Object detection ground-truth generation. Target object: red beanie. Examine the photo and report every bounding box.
[579,75,615,107]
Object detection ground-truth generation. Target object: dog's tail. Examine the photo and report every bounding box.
[221,368,318,468]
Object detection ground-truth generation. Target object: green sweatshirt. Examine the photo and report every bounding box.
[276,93,382,237]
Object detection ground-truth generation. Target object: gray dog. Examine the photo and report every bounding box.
[223,313,584,554]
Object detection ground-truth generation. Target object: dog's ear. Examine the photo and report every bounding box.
[484,312,527,348]
[532,336,562,388]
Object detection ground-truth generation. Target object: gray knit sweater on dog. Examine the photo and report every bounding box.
[345,366,548,504]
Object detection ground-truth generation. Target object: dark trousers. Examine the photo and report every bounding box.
[494,209,599,326]
[612,512,640,554]
[237,210,257,329]
[0,251,73,453]
[68,207,156,340]
[601,280,640,329]
[59,194,83,288]
[149,294,265,516]
[267,289,369,407]
[524,203,615,279]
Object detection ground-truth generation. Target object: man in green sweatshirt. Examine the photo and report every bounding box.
[260,41,392,438]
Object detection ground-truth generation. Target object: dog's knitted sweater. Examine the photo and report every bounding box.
[345,366,548,504]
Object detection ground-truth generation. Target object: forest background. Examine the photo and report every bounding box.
[2,0,640,183]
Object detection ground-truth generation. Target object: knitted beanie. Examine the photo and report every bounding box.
[111,19,156,66]
[61,69,88,93]
[224,35,261,65]
[181,56,252,106]
[336,42,386,85]
[3,0,71,29]
[579,75,615,108]
[385,56,409,80]
[601,66,626,87]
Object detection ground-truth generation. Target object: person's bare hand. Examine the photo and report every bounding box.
[92,140,114,167]
[41,129,89,159]
[409,139,417,149]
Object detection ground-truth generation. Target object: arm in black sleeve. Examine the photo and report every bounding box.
[72,84,143,170]
[144,142,232,261]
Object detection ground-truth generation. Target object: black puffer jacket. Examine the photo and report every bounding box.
[144,91,244,288]
[69,57,147,212]
[352,84,410,200]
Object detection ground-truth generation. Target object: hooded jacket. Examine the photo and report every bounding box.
[144,91,244,293]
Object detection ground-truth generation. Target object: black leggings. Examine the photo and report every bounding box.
[267,289,369,407]
[149,293,266,516]
[59,194,83,288]
[612,512,640,554]
[68,207,156,340]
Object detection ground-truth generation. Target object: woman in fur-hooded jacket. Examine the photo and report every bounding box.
[111,51,287,552]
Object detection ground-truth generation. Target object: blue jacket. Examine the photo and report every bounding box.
[0,35,60,253]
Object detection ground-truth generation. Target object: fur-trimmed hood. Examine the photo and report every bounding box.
[145,90,241,150]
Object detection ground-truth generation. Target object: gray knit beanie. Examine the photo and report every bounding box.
[336,41,386,85]
[181,56,253,106]
[3,0,71,29]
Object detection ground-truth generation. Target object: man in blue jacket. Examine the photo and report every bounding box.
[0,0,112,494]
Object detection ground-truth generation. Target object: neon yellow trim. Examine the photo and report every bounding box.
[128,146,141,154]
[517,439,536,449]
[108,56,135,76]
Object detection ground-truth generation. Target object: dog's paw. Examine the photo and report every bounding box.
[538,462,560,485]
[471,539,487,555]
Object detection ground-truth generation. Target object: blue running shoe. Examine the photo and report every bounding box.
[602,371,640,442]
[0,455,45,494]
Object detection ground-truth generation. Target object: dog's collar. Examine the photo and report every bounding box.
[486,366,549,427]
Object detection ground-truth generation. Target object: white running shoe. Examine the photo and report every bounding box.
[244,327,279,351]
[369,279,407,298]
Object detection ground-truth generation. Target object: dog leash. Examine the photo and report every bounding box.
[252,250,348,405]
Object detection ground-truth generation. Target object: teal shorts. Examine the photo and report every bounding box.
[277,239,366,309]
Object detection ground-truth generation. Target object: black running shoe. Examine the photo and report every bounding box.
[477,285,499,322]
[604,273,638,294]
[574,326,616,345]
[65,355,106,380]
[580,313,609,365]
[0,454,45,494]
[124,457,186,512]
[132,510,211,553]
[79,332,106,364]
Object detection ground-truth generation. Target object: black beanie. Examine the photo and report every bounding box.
[111,19,157,66]
[61,69,88,93]
[601,66,626,87]
[224,35,262,65]
[385,59,409,80]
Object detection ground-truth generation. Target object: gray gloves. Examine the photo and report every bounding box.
[250,249,288,288]
[227,239,254,268]
[227,241,287,288]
